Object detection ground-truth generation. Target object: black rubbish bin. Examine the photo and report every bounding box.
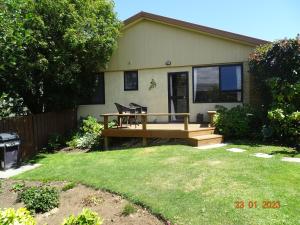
[0,133,21,170]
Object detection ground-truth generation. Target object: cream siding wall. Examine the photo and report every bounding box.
[107,20,254,71]
[78,19,255,122]
[78,64,248,122]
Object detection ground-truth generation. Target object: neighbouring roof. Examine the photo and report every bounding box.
[123,11,269,46]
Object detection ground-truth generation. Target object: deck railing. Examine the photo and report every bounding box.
[100,113,190,149]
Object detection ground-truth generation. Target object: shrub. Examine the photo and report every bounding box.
[47,133,64,150]
[62,208,103,225]
[18,186,59,213]
[61,182,76,192]
[266,108,300,143]
[81,116,104,135]
[249,37,300,145]
[11,182,26,192]
[214,105,262,139]
[67,116,115,149]
[121,203,137,216]
[0,208,36,225]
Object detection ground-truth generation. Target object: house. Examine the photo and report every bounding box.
[78,11,267,123]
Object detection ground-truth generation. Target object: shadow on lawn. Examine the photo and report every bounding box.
[270,149,299,157]
[229,139,262,147]
[24,153,48,164]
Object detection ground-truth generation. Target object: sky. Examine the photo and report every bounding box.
[113,0,299,42]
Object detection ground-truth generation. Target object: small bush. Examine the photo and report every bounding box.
[18,186,59,213]
[121,203,137,216]
[62,208,103,225]
[11,182,26,192]
[0,208,36,225]
[81,116,104,135]
[67,116,116,150]
[61,182,76,192]
[48,133,64,150]
[214,105,262,139]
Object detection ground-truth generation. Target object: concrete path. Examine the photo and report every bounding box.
[0,164,41,179]
[252,153,273,158]
[226,148,246,153]
[281,157,300,163]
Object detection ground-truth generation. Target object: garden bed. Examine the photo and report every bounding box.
[0,179,163,225]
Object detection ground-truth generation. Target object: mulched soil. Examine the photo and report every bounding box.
[0,179,164,225]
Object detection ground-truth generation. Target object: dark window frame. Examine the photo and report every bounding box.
[192,63,243,103]
[124,70,138,91]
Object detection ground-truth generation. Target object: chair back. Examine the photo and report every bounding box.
[129,103,147,113]
[114,103,131,114]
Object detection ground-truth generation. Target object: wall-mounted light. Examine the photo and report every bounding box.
[128,60,132,65]
[165,60,171,66]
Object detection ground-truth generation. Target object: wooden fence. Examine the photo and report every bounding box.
[0,109,77,159]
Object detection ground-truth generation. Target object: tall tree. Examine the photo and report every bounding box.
[0,0,121,113]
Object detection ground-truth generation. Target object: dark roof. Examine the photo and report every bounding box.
[124,11,268,46]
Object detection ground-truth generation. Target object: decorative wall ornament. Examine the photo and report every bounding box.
[149,78,157,90]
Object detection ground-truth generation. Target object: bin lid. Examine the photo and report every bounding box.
[0,132,20,143]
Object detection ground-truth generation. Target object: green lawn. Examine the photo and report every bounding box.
[16,143,300,225]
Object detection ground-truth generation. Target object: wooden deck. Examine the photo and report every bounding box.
[101,113,222,149]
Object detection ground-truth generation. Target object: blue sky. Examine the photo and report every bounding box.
[113,0,299,41]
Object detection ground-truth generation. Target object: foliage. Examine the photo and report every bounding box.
[61,182,76,192]
[0,0,121,113]
[0,208,36,225]
[121,203,137,216]
[47,133,64,150]
[0,93,29,119]
[214,105,262,139]
[266,109,300,143]
[249,38,300,144]
[11,182,26,192]
[62,208,103,225]
[18,186,59,213]
[67,116,115,149]
[81,116,103,135]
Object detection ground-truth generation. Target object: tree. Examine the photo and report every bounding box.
[249,38,300,144]
[0,0,121,113]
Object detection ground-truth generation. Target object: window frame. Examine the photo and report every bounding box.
[192,63,243,103]
[124,70,139,91]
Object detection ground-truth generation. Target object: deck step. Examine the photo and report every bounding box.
[188,134,223,147]
[187,127,215,137]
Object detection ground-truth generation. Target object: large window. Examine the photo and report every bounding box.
[82,72,105,105]
[193,64,242,103]
[124,71,138,91]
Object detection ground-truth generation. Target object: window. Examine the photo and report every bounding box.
[82,72,105,104]
[124,71,138,91]
[193,64,242,103]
